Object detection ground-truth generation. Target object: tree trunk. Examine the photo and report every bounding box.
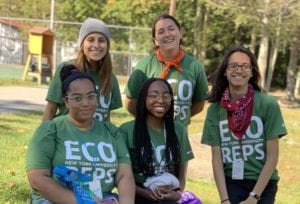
[250,32,257,55]
[234,23,241,44]
[285,42,298,101]
[169,0,176,16]
[257,16,269,89]
[193,0,207,61]
[265,21,281,92]
[265,45,278,92]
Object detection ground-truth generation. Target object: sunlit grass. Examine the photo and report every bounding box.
[1,63,299,202]
[0,89,300,203]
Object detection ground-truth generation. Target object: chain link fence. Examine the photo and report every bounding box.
[0,17,152,77]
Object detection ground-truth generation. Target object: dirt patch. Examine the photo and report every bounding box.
[187,134,214,181]
[269,89,300,109]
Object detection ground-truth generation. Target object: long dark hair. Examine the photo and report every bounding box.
[134,78,180,177]
[207,45,262,102]
[151,13,184,51]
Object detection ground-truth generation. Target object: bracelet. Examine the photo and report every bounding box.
[249,192,261,200]
[221,198,229,203]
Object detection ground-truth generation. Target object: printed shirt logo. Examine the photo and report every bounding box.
[94,85,111,122]
[167,79,193,122]
[219,116,265,163]
[64,140,117,184]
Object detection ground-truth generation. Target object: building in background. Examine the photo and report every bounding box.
[0,19,25,64]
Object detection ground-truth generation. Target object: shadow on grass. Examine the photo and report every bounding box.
[0,111,42,133]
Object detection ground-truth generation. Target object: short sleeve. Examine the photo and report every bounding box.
[26,121,57,170]
[115,133,131,164]
[192,60,208,102]
[262,96,287,139]
[105,122,131,164]
[109,74,122,110]
[175,122,194,163]
[201,103,221,146]
[46,62,69,104]
[124,68,147,99]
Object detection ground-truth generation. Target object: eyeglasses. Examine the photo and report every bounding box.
[65,93,97,104]
[227,63,252,71]
[147,93,173,102]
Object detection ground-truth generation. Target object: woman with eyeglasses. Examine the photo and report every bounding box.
[117,78,194,204]
[27,64,135,204]
[124,13,208,127]
[43,17,122,123]
[201,45,287,204]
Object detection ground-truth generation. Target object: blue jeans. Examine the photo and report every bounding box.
[225,177,278,204]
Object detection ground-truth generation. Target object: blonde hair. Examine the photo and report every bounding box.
[75,46,112,96]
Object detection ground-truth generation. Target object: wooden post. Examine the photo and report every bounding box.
[169,0,176,16]
[22,54,32,80]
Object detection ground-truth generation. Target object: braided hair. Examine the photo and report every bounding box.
[134,78,180,177]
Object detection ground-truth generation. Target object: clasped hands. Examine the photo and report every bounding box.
[147,185,181,201]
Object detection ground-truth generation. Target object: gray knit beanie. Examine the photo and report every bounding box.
[77,17,110,47]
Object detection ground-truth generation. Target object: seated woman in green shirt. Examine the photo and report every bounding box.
[26,64,135,204]
[117,78,194,204]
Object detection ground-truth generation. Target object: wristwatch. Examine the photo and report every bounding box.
[249,192,261,200]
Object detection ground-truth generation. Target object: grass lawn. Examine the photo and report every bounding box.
[0,64,24,79]
[0,64,50,87]
[0,69,299,203]
[0,105,299,203]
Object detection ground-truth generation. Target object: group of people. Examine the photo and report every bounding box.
[26,13,287,204]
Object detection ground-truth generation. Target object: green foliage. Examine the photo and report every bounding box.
[271,52,288,88]
[1,0,300,89]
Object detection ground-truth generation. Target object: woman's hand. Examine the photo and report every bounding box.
[145,189,163,201]
[222,200,231,204]
[239,196,258,204]
[152,186,181,201]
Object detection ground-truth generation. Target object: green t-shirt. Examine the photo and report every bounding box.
[201,91,287,180]
[26,115,130,203]
[47,61,122,122]
[125,54,208,126]
[117,120,194,184]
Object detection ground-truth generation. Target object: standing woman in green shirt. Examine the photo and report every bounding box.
[124,13,208,127]
[201,45,287,204]
[43,17,122,122]
[118,78,194,204]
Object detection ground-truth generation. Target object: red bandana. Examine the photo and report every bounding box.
[156,48,184,79]
[221,84,254,139]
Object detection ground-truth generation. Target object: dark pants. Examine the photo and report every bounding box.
[225,177,278,204]
[135,196,177,204]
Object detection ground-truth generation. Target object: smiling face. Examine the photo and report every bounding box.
[82,33,108,62]
[65,78,97,123]
[153,18,182,58]
[225,51,253,93]
[146,80,172,122]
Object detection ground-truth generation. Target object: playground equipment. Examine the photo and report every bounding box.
[22,27,54,84]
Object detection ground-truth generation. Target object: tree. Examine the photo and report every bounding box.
[286,38,299,101]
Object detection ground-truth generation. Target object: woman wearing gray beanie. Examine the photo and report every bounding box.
[43,17,122,123]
